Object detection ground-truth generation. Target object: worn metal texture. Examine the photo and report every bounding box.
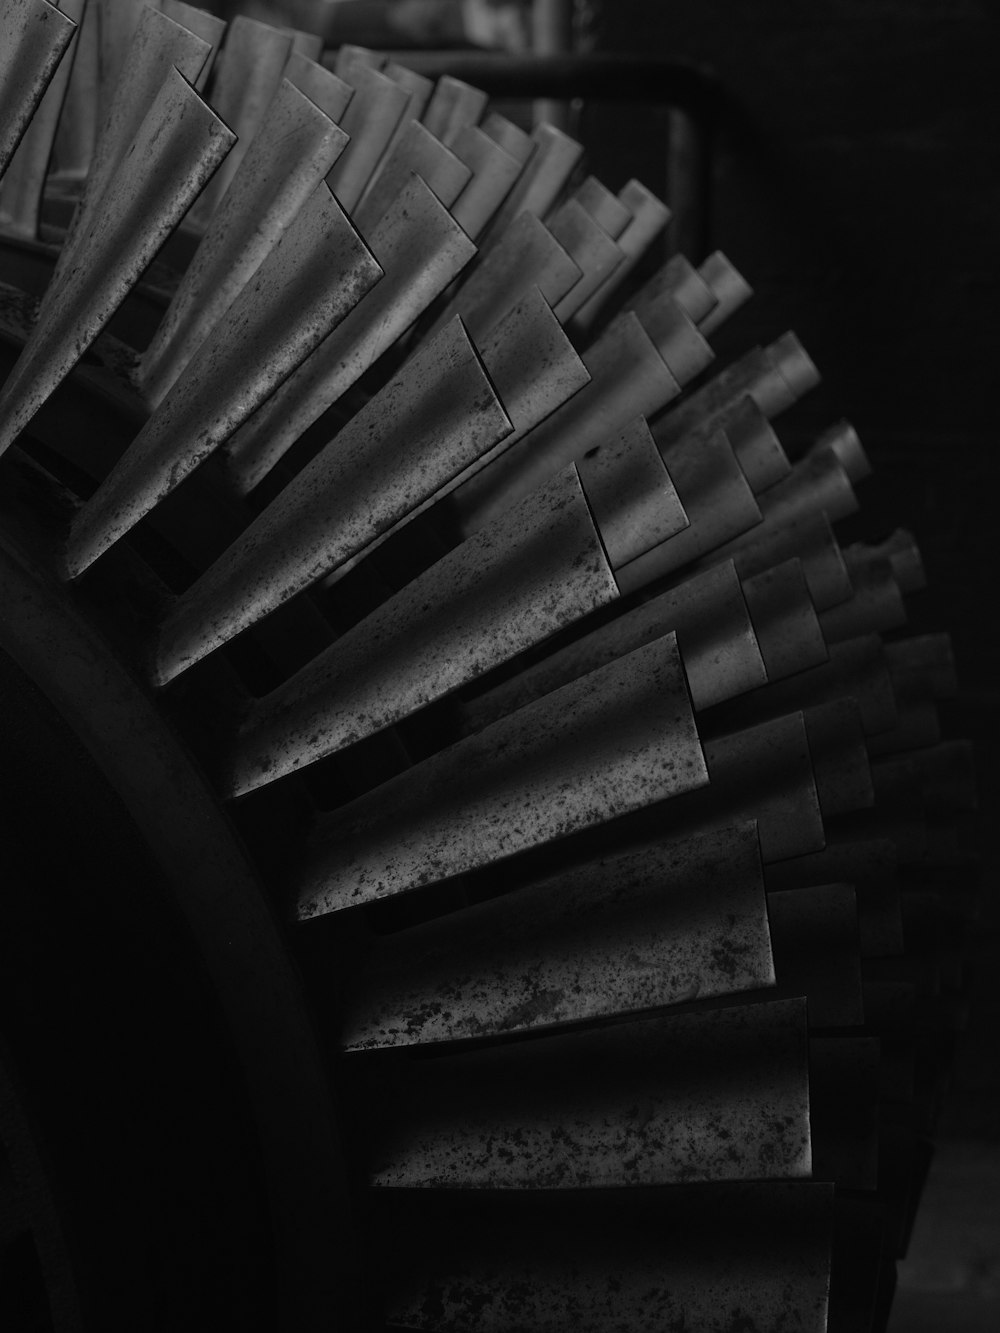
[478,121,584,253]
[342,821,773,1049]
[742,557,829,681]
[421,74,488,147]
[94,0,146,117]
[223,174,476,494]
[0,68,234,458]
[382,61,433,143]
[699,250,755,335]
[283,49,353,122]
[447,123,522,240]
[615,425,762,594]
[636,295,715,387]
[575,415,687,570]
[0,0,79,233]
[156,319,511,682]
[819,561,908,644]
[653,332,820,456]
[429,209,581,345]
[363,999,810,1189]
[353,118,470,237]
[566,174,632,239]
[478,109,533,164]
[623,252,717,328]
[720,509,853,611]
[295,634,707,916]
[184,15,292,231]
[66,182,381,578]
[332,43,383,78]
[39,4,212,305]
[455,312,682,535]
[766,837,903,957]
[547,199,625,323]
[139,79,349,406]
[459,559,765,737]
[724,395,791,492]
[767,884,865,1027]
[665,710,825,862]
[160,1,226,89]
[228,466,618,795]
[380,1181,833,1333]
[46,0,97,183]
[804,699,875,818]
[327,63,410,212]
[570,178,672,332]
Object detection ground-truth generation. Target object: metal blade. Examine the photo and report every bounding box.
[0,67,234,458]
[362,1000,810,1189]
[342,821,773,1050]
[698,250,754,334]
[66,180,381,577]
[382,60,434,138]
[767,884,865,1026]
[156,318,512,682]
[421,74,487,147]
[819,562,907,644]
[724,394,791,491]
[295,633,707,916]
[634,295,715,384]
[282,49,353,122]
[332,43,383,78]
[569,178,672,334]
[227,465,618,795]
[139,78,350,406]
[352,118,470,237]
[804,698,875,818]
[844,529,926,594]
[548,198,626,323]
[741,556,829,681]
[47,0,97,184]
[564,174,632,239]
[159,0,226,90]
[478,109,533,163]
[885,633,958,701]
[447,123,522,240]
[223,173,476,494]
[623,251,717,328]
[477,121,584,252]
[326,63,410,212]
[716,509,853,611]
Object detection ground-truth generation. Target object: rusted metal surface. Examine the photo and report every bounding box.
[459,559,765,736]
[326,63,410,212]
[767,884,865,1027]
[139,79,349,406]
[380,1182,834,1333]
[455,311,683,534]
[353,119,470,237]
[0,68,234,458]
[720,510,853,611]
[766,837,903,957]
[819,562,907,644]
[342,821,773,1049]
[295,633,707,916]
[575,415,687,569]
[156,318,511,682]
[228,466,618,795]
[447,123,522,240]
[699,249,754,335]
[547,198,625,322]
[428,208,581,345]
[421,74,488,147]
[570,178,672,333]
[224,174,475,494]
[615,425,762,594]
[667,711,824,862]
[363,1000,810,1189]
[66,181,380,578]
[283,49,353,122]
[566,174,632,239]
[183,15,291,231]
[478,121,584,250]
[0,0,79,234]
[742,557,829,681]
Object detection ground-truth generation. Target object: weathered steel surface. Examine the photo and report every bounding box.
[160,0,226,89]
[332,43,383,78]
[766,837,903,957]
[428,209,581,345]
[547,199,625,323]
[283,49,353,122]
[0,0,79,232]
[364,1000,810,1189]
[455,312,682,534]
[228,466,618,795]
[615,425,762,593]
[342,821,773,1049]
[295,633,707,916]
[570,178,672,332]
[224,174,475,494]
[637,294,715,386]
[353,118,470,236]
[699,250,754,335]
[819,562,907,644]
[326,63,410,212]
[156,319,511,681]
[767,884,865,1027]
[478,121,584,250]
[804,699,875,818]
[742,557,829,681]
[185,15,292,230]
[624,252,717,328]
[566,174,632,239]
[380,1182,833,1333]
[139,79,349,405]
[724,395,791,491]
[668,711,825,862]
[575,415,687,569]
[459,559,765,736]
[720,509,852,611]
[66,182,380,577]
[421,74,488,147]
[447,123,522,240]
[0,69,234,458]
[382,60,433,143]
